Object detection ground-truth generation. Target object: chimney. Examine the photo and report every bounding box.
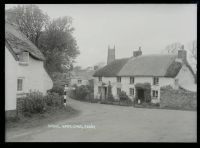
[177,45,187,63]
[133,46,142,57]
[107,45,115,65]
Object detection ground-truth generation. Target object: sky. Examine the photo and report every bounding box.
[5,4,197,68]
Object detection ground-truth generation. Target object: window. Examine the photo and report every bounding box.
[19,52,29,65]
[117,88,121,95]
[98,77,102,82]
[78,80,82,84]
[117,77,121,82]
[130,77,134,84]
[152,90,158,98]
[129,88,134,96]
[17,78,23,91]
[153,77,159,85]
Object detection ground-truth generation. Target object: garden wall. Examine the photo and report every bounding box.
[17,97,25,115]
[160,87,197,111]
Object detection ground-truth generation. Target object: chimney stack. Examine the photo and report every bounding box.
[107,45,115,65]
[133,47,142,57]
[177,45,187,63]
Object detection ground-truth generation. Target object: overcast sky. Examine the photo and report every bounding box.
[6,4,197,68]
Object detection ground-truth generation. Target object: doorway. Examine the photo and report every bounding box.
[101,87,107,100]
[137,88,145,102]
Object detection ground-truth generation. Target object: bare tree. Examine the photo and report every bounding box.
[189,40,197,62]
[162,42,183,54]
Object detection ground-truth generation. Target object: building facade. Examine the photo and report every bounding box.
[93,46,196,104]
[5,23,53,113]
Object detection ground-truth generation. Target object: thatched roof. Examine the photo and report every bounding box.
[118,54,181,77]
[93,54,184,78]
[5,23,45,61]
[93,58,130,77]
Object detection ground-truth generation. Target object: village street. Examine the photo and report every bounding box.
[6,98,196,142]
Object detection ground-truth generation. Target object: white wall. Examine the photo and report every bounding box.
[94,76,175,101]
[71,78,89,86]
[5,47,17,111]
[43,66,53,95]
[5,48,53,111]
[17,56,53,94]
[175,64,196,91]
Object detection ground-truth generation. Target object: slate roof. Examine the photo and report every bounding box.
[5,23,45,61]
[93,54,183,78]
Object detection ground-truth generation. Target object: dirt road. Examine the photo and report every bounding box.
[6,98,197,142]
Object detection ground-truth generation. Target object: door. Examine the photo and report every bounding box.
[102,87,107,100]
[137,89,144,102]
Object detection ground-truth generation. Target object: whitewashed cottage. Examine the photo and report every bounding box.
[93,46,196,104]
[5,22,53,116]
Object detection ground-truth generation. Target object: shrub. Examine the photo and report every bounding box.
[118,91,133,105]
[119,91,130,101]
[6,116,20,122]
[19,91,64,115]
[44,92,63,107]
[23,91,46,114]
[49,85,64,96]
[71,85,91,101]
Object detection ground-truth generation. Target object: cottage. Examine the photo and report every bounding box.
[5,22,53,115]
[70,68,95,86]
[93,46,196,104]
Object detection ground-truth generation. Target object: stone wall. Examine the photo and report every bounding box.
[160,87,196,111]
[5,110,17,118]
[16,97,25,116]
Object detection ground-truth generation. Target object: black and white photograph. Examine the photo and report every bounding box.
[5,4,197,142]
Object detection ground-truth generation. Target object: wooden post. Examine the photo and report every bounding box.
[63,84,68,107]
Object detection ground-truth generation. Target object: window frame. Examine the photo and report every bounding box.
[98,77,102,82]
[117,88,121,95]
[129,88,134,96]
[152,90,158,98]
[130,77,134,84]
[78,79,82,84]
[19,52,29,65]
[117,76,121,83]
[17,78,24,92]
[153,77,159,85]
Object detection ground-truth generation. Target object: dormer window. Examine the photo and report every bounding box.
[19,52,29,65]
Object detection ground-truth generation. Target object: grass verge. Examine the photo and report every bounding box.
[6,105,80,131]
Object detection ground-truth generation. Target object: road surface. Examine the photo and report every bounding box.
[6,98,197,142]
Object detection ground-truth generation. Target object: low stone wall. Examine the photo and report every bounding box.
[16,97,25,116]
[160,88,197,111]
[5,110,17,118]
